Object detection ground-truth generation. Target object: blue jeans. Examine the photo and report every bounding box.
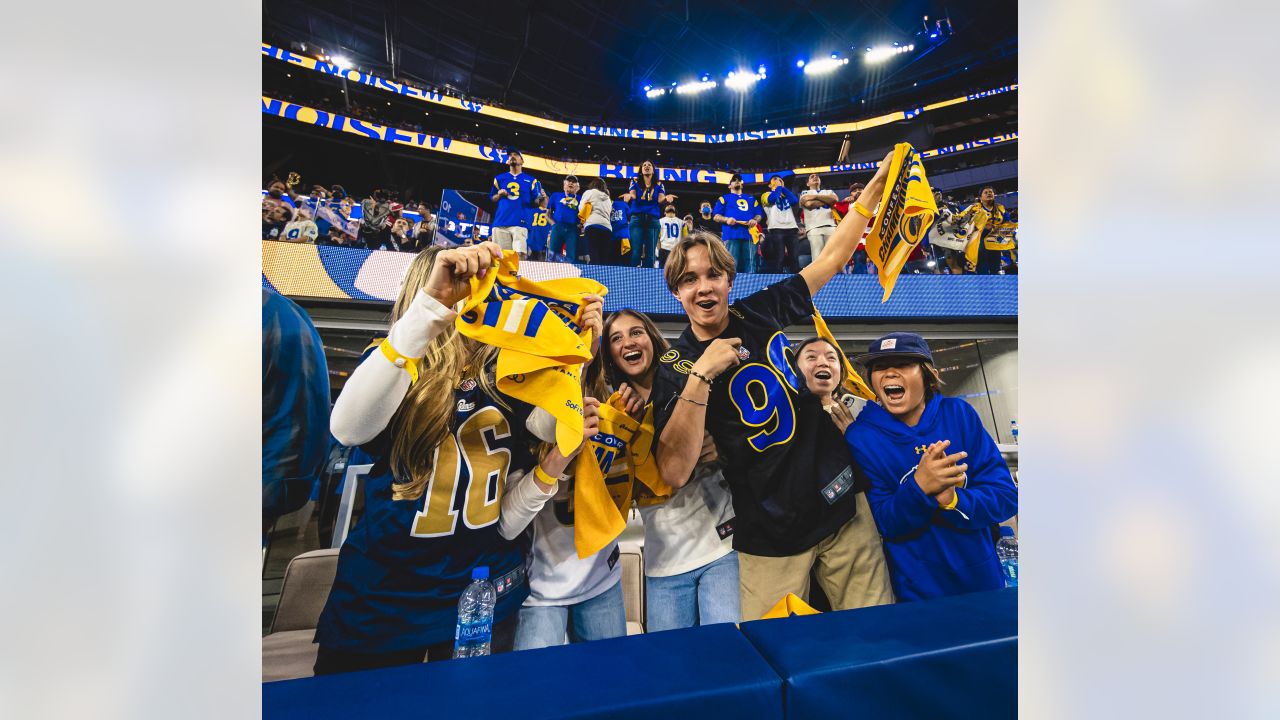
[512,579,627,651]
[725,237,753,274]
[548,223,579,261]
[628,213,660,267]
[645,551,740,631]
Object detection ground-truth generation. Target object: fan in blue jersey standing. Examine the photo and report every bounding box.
[712,173,762,275]
[490,150,547,256]
[651,150,898,622]
[314,242,603,674]
[620,159,676,268]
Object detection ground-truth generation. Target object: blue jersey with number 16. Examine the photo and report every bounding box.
[316,350,535,652]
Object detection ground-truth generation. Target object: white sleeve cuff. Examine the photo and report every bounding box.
[526,408,558,445]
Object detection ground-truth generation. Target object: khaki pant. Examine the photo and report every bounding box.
[739,492,894,621]
[490,226,528,253]
[806,225,835,261]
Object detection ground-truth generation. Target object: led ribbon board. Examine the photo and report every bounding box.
[263,96,1016,184]
[263,44,1016,146]
[261,241,1016,319]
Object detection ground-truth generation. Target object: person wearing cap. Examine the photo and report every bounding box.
[829,332,1018,602]
[546,175,582,262]
[760,176,802,273]
[711,173,762,275]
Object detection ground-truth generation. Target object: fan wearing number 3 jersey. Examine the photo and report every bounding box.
[652,150,898,622]
[314,243,604,675]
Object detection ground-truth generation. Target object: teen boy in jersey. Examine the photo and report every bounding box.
[651,151,894,621]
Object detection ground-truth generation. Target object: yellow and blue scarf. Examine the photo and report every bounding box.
[455,251,606,455]
[572,394,671,558]
[864,143,938,302]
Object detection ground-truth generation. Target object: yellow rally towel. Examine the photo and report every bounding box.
[455,250,606,455]
[864,143,939,302]
[572,396,672,558]
[761,593,821,619]
[621,237,631,256]
[811,308,876,401]
[961,205,991,271]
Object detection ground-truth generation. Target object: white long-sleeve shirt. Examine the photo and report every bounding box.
[328,288,558,541]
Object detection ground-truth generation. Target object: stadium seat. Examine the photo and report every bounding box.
[618,541,645,635]
[263,548,339,682]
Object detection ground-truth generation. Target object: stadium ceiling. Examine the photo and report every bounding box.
[262,0,1016,131]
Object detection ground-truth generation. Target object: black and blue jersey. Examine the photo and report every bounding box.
[652,275,868,557]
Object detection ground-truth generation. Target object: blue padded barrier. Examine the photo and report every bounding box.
[738,588,1018,720]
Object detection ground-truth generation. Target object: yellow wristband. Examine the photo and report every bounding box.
[853,202,875,220]
[941,488,960,510]
[379,339,420,385]
[534,464,559,487]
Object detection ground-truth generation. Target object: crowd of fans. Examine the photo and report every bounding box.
[265,162,1017,275]
[264,146,1020,674]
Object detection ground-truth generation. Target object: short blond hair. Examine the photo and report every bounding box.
[662,230,737,293]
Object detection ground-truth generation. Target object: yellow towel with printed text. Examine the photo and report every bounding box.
[572,395,671,558]
[455,251,606,455]
[811,308,876,401]
[864,143,938,302]
[761,593,821,619]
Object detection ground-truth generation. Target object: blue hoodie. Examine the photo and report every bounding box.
[844,395,1017,602]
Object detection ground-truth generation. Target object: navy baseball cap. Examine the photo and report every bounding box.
[855,332,934,366]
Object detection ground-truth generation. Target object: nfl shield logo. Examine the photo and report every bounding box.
[737,346,751,361]
[459,379,477,391]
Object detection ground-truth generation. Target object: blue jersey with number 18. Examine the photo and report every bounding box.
[315,349,535,652]
[651,275,868,557]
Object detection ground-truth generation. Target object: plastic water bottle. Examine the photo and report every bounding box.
[453,567,496,658]
[1010,419,1019,444]
[996,526,1019,588]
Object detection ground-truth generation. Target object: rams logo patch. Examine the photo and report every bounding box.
[659,349,680,364]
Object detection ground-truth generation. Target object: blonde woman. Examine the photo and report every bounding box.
[314,242,603,674]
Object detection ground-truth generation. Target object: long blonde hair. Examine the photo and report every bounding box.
[387,247,506,501]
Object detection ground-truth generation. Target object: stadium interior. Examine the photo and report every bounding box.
[262,0,1018,700]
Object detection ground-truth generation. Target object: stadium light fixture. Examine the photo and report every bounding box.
[675,78,718,95]
[725,68,766,90]
[332,55,352,69]
[864,44,914,64]
[802,56,850,75]
[796,59,805,68]
[645,87,667,99]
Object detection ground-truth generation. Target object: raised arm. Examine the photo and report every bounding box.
[330,243,502,446]
[799,151,893,296]
[499,399,600,539]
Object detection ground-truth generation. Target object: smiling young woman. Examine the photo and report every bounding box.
[588,310,740,631]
